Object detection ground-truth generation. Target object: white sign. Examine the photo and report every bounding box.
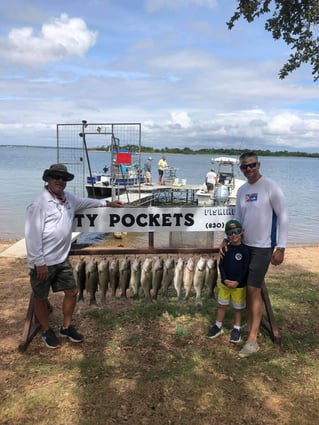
[73,206,235,233]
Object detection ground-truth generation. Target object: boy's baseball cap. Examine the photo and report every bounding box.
[225,219,242,232]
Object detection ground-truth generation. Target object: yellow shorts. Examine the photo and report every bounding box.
[218,283,246,310]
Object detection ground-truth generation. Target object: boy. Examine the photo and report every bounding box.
[207,219,250,343]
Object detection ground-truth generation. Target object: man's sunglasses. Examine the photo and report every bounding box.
[240,162,257,170]
[226,228,242,236]
[49,173,68,181]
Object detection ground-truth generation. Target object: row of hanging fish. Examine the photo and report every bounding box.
[75,255,218,306]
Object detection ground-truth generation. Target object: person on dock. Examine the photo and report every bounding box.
[205,167,218,193]
[207,219,250,344]
[219,151,288,358]
[144,157,153,185]
[158,155,168,185]
[25,163,123,349]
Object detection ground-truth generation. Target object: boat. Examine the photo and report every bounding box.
[86,150,145,198]
[196,157,245,206]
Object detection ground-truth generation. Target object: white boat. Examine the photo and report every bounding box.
[196,156,245,206]
[86,147,146,198]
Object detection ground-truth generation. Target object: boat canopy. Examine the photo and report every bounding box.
[211,157,239,164]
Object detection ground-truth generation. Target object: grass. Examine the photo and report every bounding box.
[1,272,319,425]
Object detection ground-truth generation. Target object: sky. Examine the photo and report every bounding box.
[0,0,319,152]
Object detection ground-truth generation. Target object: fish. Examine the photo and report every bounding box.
[151,256,164,300]
[86,258,99,305]
[173,257,184,303]
[141,257,153,303]
[205,257,218,299]
[183,256,195,301]
[98,258,109,304]
[75,257,86,302]
[129,256,141,299]
[161,256,175,298]
[109,257,119,298]
[119,256,131,298]
[193,256,207,306]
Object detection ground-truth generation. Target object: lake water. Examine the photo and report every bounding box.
[0,145,318,246]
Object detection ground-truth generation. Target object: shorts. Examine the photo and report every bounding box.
[158,169,164,176]
[206,183,214,191]
[218,283,246,310]
[30,258,76,300]
[246,247,274,288]
[145,171,151,179]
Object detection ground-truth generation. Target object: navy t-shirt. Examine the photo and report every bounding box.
[219,243,250,288]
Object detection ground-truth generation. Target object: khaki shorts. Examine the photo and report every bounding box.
[218,283,246,310]
[30,258,76,300]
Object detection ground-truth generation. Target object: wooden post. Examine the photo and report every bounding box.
[261,281,281,344]
[18,293,52,353]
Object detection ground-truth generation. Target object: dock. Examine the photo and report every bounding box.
[124,183,202,205]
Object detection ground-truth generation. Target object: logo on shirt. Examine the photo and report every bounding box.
[245,193,258,202]
[235,253,243,261]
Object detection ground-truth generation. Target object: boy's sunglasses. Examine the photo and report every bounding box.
[240,162,257,170]
[49,173,68,181]
[226,228,242,236]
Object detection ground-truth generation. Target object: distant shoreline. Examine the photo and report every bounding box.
[1,144,319,158]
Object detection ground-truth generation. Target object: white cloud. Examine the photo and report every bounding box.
[168,111,193,128]
[0,13,97,65]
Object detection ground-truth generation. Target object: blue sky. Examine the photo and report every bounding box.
[0,0,318,152]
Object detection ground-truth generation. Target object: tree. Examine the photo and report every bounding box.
[227,0,319,81]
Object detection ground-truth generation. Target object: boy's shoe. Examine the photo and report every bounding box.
[238,341,260,358]
[60,325,84,343]
[42,328,61,349]
[230,328,241,344]
[207,325,224,339]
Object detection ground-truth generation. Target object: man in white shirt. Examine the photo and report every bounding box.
[25,163,122,349]
[205,168,218,193]
[220,152,288,357]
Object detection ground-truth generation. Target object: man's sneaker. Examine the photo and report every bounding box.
[207,324,224,339]
[60,325,84,343]
[42,328,61,349]
[230,328,241,344]
[238,341,260,358]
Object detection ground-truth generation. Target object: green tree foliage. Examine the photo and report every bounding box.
[228,0,319,81]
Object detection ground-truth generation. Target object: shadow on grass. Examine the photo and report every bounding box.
[72,274,319,425]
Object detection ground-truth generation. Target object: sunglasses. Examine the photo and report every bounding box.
[226,228,242,236]
[49,173,68,181]
[240,162,257,170]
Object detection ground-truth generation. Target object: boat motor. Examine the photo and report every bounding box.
[214,185,229,206]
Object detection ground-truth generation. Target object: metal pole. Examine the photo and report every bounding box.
[80,120,95,198]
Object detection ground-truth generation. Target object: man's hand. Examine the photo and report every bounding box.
[218,239,228,257]
[36,264,49,281]
[271,248,285,266]
[108,200,123,207]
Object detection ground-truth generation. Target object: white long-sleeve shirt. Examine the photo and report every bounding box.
[25,188,106,268]
[235,176,288,248]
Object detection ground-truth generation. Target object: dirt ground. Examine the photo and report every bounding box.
[0,240,318,424]
[1,240,318,356]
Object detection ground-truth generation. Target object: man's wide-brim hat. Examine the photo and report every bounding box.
[42,163,74,182]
